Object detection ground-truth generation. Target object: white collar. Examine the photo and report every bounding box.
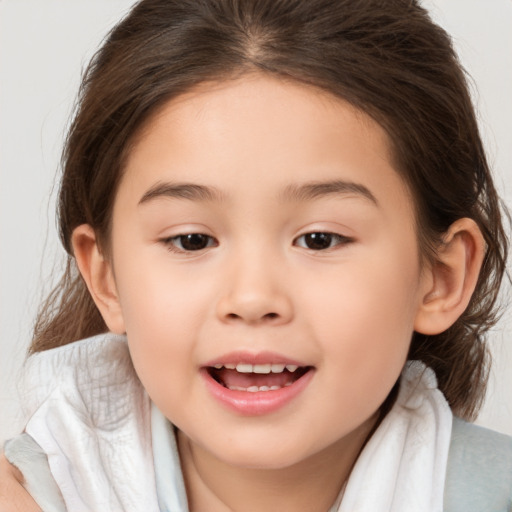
[21,333,452,512]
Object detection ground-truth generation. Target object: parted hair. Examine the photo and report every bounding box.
[31,0,509,420]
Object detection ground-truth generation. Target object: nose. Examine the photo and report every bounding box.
[215,251,294,326]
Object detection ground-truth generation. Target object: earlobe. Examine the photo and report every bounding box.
[414,218,485,335]
[72,224,126,334]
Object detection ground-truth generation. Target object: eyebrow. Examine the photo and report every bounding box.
[138,182,225,205]
[280,179,378,206]
[138,179,378,206]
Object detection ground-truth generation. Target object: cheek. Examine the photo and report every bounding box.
[112,254,215,393]
[301,244,421,388]
[115,244,214,329]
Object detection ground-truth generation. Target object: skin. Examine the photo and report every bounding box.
[76,75,483,511]
[0,454,41,512]
[109,77,427,511]
[4,74,483,510]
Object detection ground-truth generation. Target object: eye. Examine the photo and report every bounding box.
[294,232,352,251]
[162,233,218,252]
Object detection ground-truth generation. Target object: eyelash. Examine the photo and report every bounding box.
[160,231,353,254]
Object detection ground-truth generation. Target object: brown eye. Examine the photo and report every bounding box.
[294,232,352,250]
[164,233,217,252]
[179,234,210,250]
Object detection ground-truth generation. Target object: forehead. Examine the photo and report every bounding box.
[134,75,392,157]
[119,74,412,215]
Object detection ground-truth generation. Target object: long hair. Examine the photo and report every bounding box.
[31,0,509,420]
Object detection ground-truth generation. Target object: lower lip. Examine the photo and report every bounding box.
[201,368,315,416]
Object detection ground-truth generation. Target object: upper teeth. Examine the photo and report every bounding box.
[212,363,299,373]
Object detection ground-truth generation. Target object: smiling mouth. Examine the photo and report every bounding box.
[207,363,312,392]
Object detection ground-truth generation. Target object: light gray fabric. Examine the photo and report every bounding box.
[3,433,66,512]
[8,415,511,512]
[6,416,512,512]
[444,417,512,512]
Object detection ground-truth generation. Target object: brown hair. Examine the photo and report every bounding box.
[31,0,509,420]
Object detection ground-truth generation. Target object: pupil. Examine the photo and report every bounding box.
[305,232,332,250]
[181,234,208,250]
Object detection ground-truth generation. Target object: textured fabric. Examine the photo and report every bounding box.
[6,416,512,512]
[17,333,159,512]
[339,361,452,512]
[4,408,184,512]
[5,333,512,511]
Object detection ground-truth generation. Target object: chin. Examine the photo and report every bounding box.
[205,433,321,471]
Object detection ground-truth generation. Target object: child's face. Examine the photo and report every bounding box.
[108,75,431,469]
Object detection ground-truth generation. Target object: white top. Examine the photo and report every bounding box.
[10,333,453,511]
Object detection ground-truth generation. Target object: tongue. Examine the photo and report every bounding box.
[216,368,297,389]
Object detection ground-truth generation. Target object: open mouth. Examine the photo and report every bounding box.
[207,363,312,392]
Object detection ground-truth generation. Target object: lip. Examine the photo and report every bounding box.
[203,350,306,367]
[201,351,314,416]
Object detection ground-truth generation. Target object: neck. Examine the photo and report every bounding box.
[177,414,377,512]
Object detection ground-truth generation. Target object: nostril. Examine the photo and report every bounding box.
[224,311,279,322]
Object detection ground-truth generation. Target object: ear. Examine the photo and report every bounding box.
[414,218,485,335]
[72,224,126,334]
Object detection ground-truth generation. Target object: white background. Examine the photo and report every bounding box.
[1,0,511,444]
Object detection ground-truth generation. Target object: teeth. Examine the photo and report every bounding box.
[236,363,253,373]
[212,363,300,373]
[253,364,271,374]
[227,384,284,392]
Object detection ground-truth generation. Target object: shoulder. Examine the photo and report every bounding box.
[444,417,512,512]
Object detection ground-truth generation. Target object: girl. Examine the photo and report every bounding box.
[1,0,511,510]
